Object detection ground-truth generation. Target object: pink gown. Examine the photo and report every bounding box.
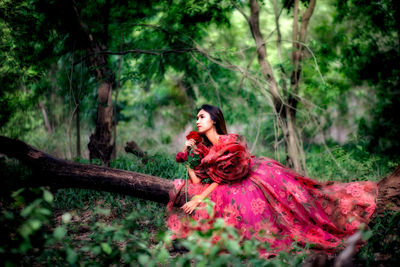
[166,134,377,256]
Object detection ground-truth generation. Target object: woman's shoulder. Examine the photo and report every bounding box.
[219,133,246,143]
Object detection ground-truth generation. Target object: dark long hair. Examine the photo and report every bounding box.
[197,104,228,146]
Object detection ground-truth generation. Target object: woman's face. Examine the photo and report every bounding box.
[196,109,215,134]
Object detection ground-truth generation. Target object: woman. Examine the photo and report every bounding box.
[167,104,378,256]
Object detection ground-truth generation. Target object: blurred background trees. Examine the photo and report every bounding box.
[1,0,399,168]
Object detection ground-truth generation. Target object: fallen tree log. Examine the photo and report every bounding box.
[377,164,400,214]
[0,136,174,204]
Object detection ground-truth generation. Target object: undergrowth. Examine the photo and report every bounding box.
[0,145,398,266]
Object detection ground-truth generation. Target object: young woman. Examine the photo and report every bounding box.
[167,104,378,256]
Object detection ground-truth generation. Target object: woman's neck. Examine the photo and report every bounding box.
[205,130,221,145]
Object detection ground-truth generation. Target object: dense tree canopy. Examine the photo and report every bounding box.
[1,0,399,161]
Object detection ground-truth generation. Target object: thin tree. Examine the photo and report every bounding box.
[232,0,316,173]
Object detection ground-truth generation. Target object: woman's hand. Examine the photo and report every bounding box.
[181,196,202,214]
[183,138,196,152]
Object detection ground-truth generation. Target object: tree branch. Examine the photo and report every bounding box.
[230,0,250,23]
[73,48,196,66]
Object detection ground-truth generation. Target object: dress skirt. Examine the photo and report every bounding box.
[166,156,377,256]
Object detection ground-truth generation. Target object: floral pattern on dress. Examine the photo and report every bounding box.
[166,133,378,255]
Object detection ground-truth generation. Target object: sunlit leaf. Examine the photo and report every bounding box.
[43,190,53,203]
[101,242,112,255]
[53,226,67,240]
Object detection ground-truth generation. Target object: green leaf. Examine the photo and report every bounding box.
[209,244,220,258]
[37,208,51,216]
[362,229,373,241]
[11,188,25,198]
[62,212,72,224]
[225,239,241,255]
[95,207,111,216]
[213,218,225,229]
[156,247,169,263]
[43,190,54,203]
[101,242,112,255]
[80,246,90,252]
[138,254,150,265]
[19,224,32,239]
[53,226,67,240]
[91,246,101,255]
[20,204,34,217]
[66,248,78,264]
[29,219,42,230]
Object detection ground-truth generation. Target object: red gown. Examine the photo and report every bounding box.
[167,134,377,256]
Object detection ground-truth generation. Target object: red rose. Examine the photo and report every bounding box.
[176,151,188,163]
[186,131,202,144]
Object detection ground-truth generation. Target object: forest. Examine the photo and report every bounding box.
[0,0,399,266]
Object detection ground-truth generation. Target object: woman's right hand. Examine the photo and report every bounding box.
[183,138,196,152]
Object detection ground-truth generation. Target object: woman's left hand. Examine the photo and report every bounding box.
[181,197,201,214]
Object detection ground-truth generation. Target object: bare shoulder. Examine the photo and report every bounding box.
[220,133,246,143]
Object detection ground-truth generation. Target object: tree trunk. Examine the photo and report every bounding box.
[71,2,114,166]
[287,0,316,174]
[376,164,400,214]
[88,80,114,165]
[284,106,303,172]
[76,103,81,158]
[38,100,52,133]
[248,0,282,112]
[112,51,123,161]
[246,0,306,173]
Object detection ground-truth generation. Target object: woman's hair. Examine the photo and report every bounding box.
[197,104,228,146]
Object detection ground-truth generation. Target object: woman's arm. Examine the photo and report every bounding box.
[187,166,201,184]
[181,182,219,214]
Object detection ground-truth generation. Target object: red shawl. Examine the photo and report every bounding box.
[193,134,251,184]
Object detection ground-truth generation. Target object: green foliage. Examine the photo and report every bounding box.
[358,211,400,265]
[334,0,400,156]
[0,187,54,265]
[171,199,308,266]
[306,140,396,182]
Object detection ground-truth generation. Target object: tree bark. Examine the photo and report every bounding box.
[376,164,400,214]
[88,79,114,166]
[38,101,52,133]
[0,136,173,204]
[70,2,114,166]
[76,103,81,158]
[125,140,147,162]
[248,0,282,113]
